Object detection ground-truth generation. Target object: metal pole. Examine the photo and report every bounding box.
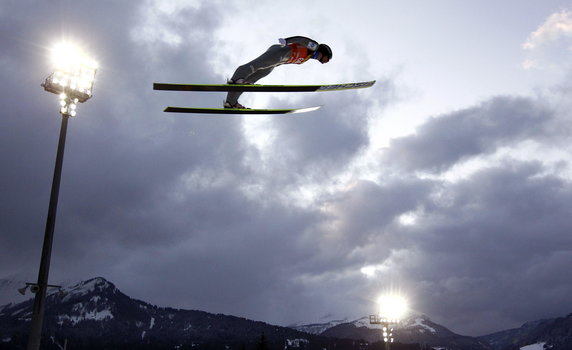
[384,322,390,350]
[27,114,70,350]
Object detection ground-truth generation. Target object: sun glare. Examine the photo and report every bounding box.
[50,41,98,72]
[377,294,408,321]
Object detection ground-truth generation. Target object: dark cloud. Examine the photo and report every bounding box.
[397,160,572,334]
[0,0,383,328]
[383,96,554,173]
[272,92,370,166]
[285,92,572,334]
[243,83,394,198]
[0,1,239,277]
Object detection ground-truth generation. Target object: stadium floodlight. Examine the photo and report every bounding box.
[41,41,98,116]
[370,294,408,350]
[27,41,97,350]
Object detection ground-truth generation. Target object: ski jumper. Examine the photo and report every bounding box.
[226,36,320,106]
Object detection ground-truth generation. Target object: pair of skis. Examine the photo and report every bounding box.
[153,80,376,115]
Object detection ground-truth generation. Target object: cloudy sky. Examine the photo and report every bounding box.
[2,0,572,337]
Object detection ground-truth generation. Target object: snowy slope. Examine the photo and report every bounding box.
[289,318,352,335]
[520,343,545,350]
[0,278,33,311]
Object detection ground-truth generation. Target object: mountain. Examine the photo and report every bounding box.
[2,277,570,350]
[289,318,352,335]
[293,313,572,350]
[292,315,491,350]
[0,278,30,306]
[479,313,572,350]
[0,277,363,350]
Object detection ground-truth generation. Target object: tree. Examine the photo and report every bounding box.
[257,333,269,350]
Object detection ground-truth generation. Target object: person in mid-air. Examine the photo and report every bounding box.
[224,36,332,109]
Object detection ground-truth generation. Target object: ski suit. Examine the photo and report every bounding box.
[226,36,320,105]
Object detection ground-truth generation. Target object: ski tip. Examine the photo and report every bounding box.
[316,80,376,91]
[287,106,322,114]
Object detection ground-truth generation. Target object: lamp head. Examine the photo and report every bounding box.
[42,41,97,115]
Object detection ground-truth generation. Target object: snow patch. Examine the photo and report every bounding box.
[10,305,29,317]
[292,318,351,334]
[72,303,84,312]
[61,278,114,302]
[285,339,309,348]
[150,317,155,329]
[411,318,436,334]
[57,309,114,325]
[520,343,546,350]
[90,309,113,320]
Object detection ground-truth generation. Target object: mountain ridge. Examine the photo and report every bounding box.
[1,277,571,350]
[293,315,489,349]
[478,313,572,350]
[0,277,364,350]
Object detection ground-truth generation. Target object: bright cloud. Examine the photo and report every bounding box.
[360,264,386,278]
[523,9,572,50]
[522,9,572,70]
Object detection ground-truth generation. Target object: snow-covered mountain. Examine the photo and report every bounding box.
[288,318,354,335]
[292,315,447,336]
[293,313,572,350]
[0,277,375,350]
[1,276,571,350]
[479,314,572,350]
[292,315,490,350]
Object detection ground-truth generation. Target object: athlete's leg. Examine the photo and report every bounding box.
[225,45,289,106]
[230,45,288,82]
[225,67,275,107]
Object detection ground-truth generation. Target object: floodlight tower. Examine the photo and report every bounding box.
[369,294,408,350]
[26,42,97,350]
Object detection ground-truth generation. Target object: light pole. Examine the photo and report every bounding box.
[26,42,97,350]
[369,294,408,350]
[369,315,397,350]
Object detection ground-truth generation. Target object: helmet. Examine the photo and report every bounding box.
[317,44,332,59]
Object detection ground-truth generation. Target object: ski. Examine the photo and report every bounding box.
[163,106,321,115]
[153,80,375,92]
